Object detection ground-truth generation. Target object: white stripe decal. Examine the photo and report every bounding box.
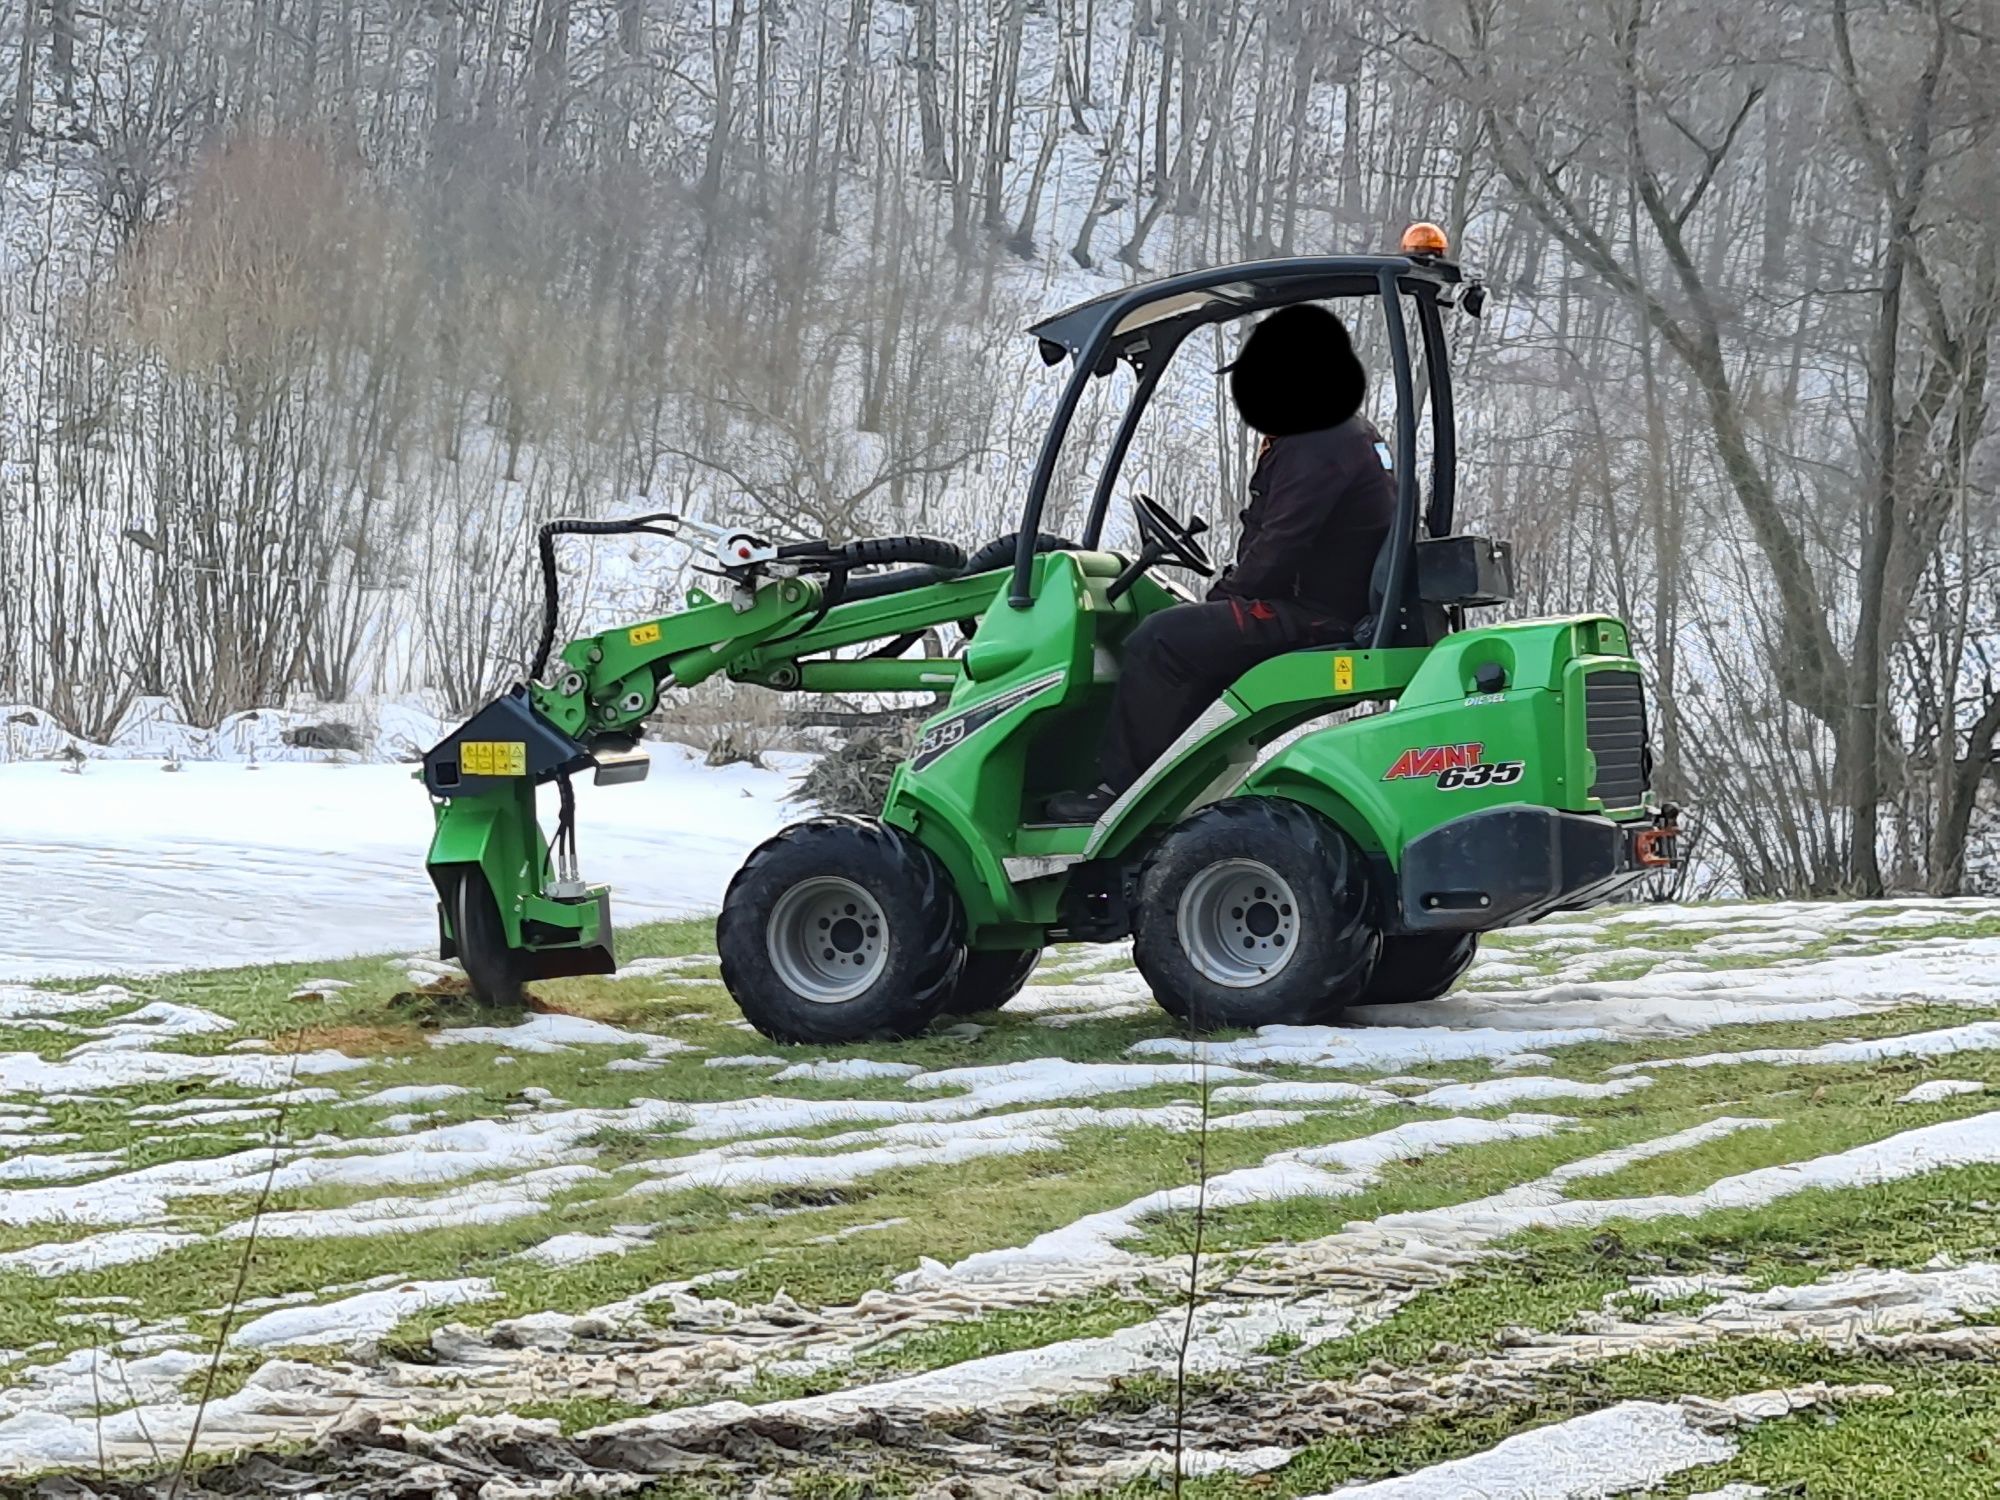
[1083,698,1242,857]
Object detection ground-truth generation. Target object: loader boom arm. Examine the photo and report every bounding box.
[421,555,1043,975]
[526,567,1012,746]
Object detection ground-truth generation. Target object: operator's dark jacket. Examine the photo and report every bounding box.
[1209,415,1397,625]
[1100,415,1397,788]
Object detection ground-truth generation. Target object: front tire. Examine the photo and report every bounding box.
[450,868,527,1008]
[939,948,1041,1016]
[1134,798,1378,1031]
[718,817,965,1044]
[1359,933,1479,1005]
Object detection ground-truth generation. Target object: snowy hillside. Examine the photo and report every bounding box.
[3,0,1994,896]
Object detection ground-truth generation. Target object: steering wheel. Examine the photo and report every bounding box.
[1132,494,1217,576]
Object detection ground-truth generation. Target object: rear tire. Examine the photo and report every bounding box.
[938,948,1041,1016]
[719,817,965,1044]
[1134,798,1378,1031]
[1359,933,1479,1006]
[450,868,527,1008]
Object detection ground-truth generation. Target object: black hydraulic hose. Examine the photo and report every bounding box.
[529,512,682,682]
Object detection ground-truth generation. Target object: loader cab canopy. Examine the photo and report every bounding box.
[1011,239,1481,652]
[1027,254,1461,370]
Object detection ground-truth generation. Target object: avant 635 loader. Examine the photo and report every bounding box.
[420,226,1679,1043]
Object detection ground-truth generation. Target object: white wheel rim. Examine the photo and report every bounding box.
[1176,859,1300,988]
[767,877,889,1002]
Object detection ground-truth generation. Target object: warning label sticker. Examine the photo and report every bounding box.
[460,741,527,777]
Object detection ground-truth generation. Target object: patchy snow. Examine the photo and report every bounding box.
[0,1347,208,1418]
[230,1166,603,1241]
[1131,1022,1620,1071]
[346,1084,472,1108]
[1899,1079,1986,1104]
[430,1013,697,1056]
[1381,937,2000,1028]
[1408,1076,1652,1110]
[0,1151,125,1183]
[636,1130,1062,1195]
[805,1217,912,1245]
[1490,1052,1558,1071]
[1208,1081,1399,1107]
[1364,1111,2000,1250]
[898,1114,1565,1287]
[0,983,140,1021]
[0,1231,201,1275]
[517,1231,648,1267]
[1697,1261,2000,1333]
[905,1058,1263,1109]
[1312,1400,1739,1499]
[586,1288,1376,1441]
[0,894,1996,1480]
[0,746,807,981]
[231,1279,498,1350]
[0,1040,366,1097]
[1611,1021,2000,1075]
[131,1089,340,1116]
[1082,1445,1299,1482]
[158,1106,278,1128]
[1131,933,2000,1076]
[771,1058,925,1082]
[1318,1400,1739,1497]
[1007,968,1159,1026]
[619,954,722,977]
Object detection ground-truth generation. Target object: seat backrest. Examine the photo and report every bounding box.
[1358,527,1449,649]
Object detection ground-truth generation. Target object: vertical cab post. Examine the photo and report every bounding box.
[1370,268,1422,650]
[1012,326,1114,608]
[1415,289,1457,538]
[1083,329,1190,549]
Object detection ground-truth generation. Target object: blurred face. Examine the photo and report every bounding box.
[1228,305,1365,437]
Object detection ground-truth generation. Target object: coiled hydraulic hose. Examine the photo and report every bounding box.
[529,513,684,683]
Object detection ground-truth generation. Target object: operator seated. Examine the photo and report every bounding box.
[1046,305,1393,824]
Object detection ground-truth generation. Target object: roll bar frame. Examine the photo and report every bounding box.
[1008,252,1468,653]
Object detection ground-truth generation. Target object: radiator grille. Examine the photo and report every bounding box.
[1585,672,1651,808]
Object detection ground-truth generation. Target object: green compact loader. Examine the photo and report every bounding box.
[420,227,1679,1042]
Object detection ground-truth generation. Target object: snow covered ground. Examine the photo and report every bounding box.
[0,745,806,980]
[2,896,2000,1492]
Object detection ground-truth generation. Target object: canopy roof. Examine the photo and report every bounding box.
[1027,254,1462,367]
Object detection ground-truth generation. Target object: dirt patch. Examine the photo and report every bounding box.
[524,990,658,1029]
[295,1020,430,1055]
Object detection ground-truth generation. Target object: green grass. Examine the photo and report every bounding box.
[1086,1341,2000,1498]
[8,897,2000,1490]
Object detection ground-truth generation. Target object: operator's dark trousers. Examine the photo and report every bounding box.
[1102,598,1347,790]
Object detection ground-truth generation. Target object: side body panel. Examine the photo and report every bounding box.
[1243,616,1651,883]
[880,552,1157,944]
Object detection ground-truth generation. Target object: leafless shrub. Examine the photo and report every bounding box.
[791,726,919,816]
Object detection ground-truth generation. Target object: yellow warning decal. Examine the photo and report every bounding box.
[461,741,527,777]
[629,622,663,646]
[1333,655,1355,692]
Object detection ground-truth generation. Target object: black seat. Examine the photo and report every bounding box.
[1324,532,1512,649]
